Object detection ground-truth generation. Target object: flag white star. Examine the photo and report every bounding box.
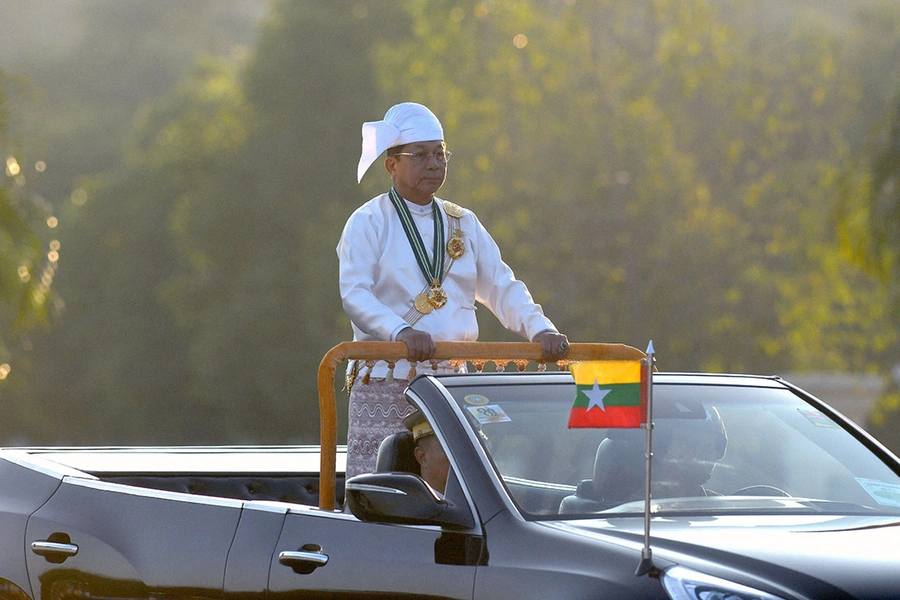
[584,379,611,412]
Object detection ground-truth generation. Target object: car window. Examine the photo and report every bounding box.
[444,379,900,519]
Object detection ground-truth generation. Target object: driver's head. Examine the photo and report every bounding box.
[404,411,450,494]
[655,406,727,490]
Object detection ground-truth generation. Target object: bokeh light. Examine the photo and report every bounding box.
[6,157,20,177]
[71,188,88,206]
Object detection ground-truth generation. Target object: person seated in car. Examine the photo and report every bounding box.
[652,406,728,498]
[403,411,450,495]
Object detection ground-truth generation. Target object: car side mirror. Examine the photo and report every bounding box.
[345,472,474,529]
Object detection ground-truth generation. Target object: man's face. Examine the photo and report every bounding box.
[385,141,448,205]
[414,434,451,494]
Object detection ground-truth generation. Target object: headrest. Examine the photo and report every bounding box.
[592,432,645,502]
[375,431,420,475]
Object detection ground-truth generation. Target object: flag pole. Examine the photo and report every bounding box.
[635,340,657,577]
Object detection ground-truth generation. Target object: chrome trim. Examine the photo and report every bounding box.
[32,541,78,557]
[279,550,329,567]
[345,482,408,495]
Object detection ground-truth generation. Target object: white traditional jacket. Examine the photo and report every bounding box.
[337,192,557,378]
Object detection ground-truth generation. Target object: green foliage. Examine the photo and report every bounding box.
[152,1,408,442]
[2,0,900,444]
[0,69,60,393]
[869,381,900,455]
[35,58,253,444]
[835,4,900,442]
[0,186,46,327]
[0,1,408,443]
[0,2,266,443]
[837,4,900,291]
[377,0,898,373]
[852,96,900,308]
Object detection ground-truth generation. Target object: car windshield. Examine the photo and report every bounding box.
[443,376,900,519]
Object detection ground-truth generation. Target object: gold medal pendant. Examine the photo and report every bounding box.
[427,282,448,309]
[447,233,465,259]
[414,293,434,314]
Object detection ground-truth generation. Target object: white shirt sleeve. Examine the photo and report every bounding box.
[337,201,411,341]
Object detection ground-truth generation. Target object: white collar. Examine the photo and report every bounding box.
[403,197,435,216]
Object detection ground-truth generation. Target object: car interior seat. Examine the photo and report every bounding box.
[559,431,645,513]
[591,432,645,503]
[374,430,421,476]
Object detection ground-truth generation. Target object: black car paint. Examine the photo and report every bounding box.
[2,373,900,600]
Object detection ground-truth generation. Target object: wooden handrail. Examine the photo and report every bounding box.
[316,341,645,510]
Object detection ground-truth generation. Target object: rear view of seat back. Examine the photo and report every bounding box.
[559,430,644,514]
[374,430,421,476]
[591,432,645,504]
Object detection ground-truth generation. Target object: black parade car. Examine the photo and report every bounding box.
[3,343,900,599]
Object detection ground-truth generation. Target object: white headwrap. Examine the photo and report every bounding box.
[357,102,444,183]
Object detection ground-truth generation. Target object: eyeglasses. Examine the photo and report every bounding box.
[393,151,452,165]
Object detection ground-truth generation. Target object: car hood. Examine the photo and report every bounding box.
[547,514,900,598]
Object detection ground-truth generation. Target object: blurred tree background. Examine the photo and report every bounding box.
[0,0,899,450]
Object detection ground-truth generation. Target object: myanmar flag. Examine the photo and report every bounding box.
[568,360,646,428]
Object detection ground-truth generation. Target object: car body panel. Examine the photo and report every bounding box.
[224,502,288,600]
[0,458,63,600]
[267,508,476,599]
[2,369,900,599]
[551,515,900,599]
[405,371,900,599]
[471,511,668,600]
[25,477,243,600]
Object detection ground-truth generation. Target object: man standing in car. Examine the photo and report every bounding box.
[338,102,569,478]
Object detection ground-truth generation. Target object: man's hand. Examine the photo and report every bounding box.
[533,330,570,363]
[396,327,437,362]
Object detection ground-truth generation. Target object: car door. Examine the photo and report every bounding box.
[267,507,478,599]
[26,477,243,600]
[0,455,63,600]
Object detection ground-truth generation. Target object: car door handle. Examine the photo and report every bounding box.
[32,540,79,563]
[279,545,329,574]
